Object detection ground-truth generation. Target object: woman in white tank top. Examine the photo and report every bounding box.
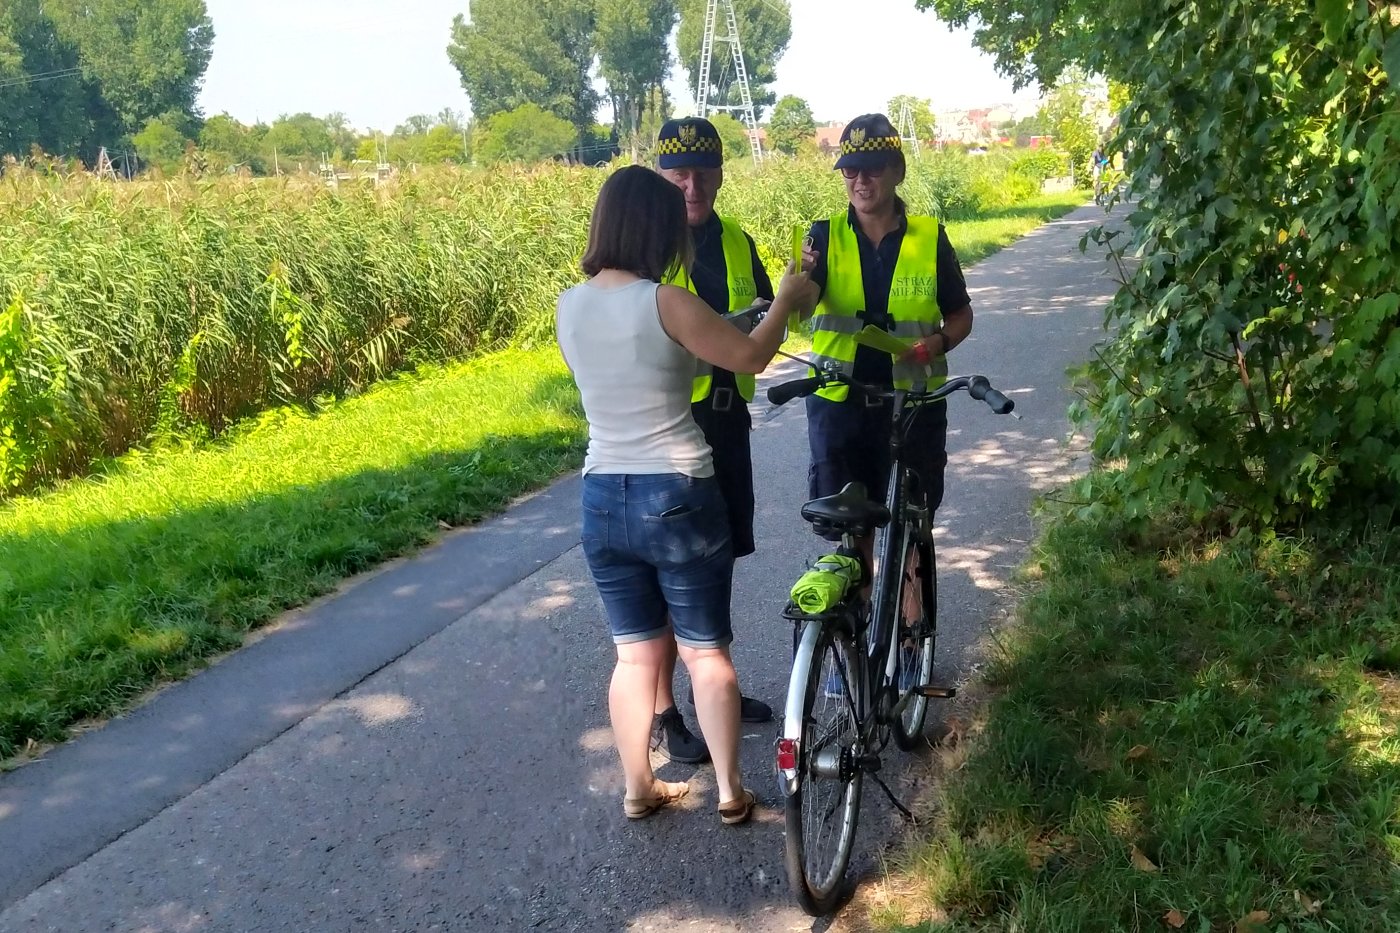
[558,166,817,825]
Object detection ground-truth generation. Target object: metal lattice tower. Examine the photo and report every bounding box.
[695,0,763,165]
[897,101,923,159]
[94,146,118,180]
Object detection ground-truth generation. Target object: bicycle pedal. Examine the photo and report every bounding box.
[913,685,957,699]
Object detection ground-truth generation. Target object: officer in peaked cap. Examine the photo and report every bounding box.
[642,116,786,764]
[799,113,975,684]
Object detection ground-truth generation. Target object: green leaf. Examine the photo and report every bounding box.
[1356,294,1400,341]
[1352,396,1377,437]
[1317,0,1349,43]
[1386,32,1400,88]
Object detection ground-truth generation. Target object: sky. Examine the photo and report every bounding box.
[198,0,1041,133]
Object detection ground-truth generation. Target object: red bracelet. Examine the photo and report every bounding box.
[911,333,946,365]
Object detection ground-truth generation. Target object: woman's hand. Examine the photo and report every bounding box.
[775,261,819,317]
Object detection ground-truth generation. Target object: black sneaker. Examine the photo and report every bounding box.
[651,707,710,764]
[686,689,774,724]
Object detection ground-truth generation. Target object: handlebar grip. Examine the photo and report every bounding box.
[967,375,1015,414]
[767,376,822,406]
[983,388,1015,415]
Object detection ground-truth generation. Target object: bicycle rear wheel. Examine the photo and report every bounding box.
[783,621,866,916]
[892,534,937,750]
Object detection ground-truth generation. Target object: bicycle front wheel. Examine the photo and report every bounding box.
[783,620,866,916]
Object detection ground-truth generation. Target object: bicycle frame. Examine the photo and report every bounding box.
[874,395,930,674]
[776,373,1012,792]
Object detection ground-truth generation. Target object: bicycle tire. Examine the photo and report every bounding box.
[783,620,866,916]
[892,534,937,750]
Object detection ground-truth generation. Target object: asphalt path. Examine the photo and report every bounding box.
[0,203,1121,932]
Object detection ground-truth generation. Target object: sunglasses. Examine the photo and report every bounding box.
[840,166,887,180]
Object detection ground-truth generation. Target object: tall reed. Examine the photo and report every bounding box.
[0,150,1059,494]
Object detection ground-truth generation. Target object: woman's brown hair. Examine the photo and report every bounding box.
[581,165,692,282]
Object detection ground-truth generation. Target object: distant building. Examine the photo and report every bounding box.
[934,102,1032,146]
[814,122,844,155]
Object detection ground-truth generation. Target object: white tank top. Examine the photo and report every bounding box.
[556,279,714,477]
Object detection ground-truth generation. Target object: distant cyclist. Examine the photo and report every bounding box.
[1091,145,1111,204]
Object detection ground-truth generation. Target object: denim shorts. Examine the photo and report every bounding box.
[580,473,734,649]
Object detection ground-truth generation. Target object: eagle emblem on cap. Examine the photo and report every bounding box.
[680,125,698,146]
[848,127,867,147]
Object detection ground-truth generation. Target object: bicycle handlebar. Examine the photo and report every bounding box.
[766,375,823,407]
[767,368,1016,416]
[967,375,1015,415]
[721,300,772,328]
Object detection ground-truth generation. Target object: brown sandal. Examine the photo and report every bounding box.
[718,788,756,825]
[623,780,689,820]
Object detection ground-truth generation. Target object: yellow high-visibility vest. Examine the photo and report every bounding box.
[664,215,760,403]
[809,213,947,402]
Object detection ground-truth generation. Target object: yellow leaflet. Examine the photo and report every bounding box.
[854,325,909,356]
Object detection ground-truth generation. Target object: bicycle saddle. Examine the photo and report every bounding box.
[800,482,891,532]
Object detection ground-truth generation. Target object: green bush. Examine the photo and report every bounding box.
[1074,0,1400,526]
[1008,147,1063,183]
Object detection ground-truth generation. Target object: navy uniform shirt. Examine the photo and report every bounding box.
[690,212,775,396]
[806,200,970,387]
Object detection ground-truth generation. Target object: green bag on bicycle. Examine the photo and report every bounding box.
[789,553,862,614]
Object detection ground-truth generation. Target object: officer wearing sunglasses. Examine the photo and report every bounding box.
[799,112,974,536]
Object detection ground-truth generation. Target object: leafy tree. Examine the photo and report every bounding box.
[1004,112,1051,147]
[355,114,472,167]
[925,0,1400,525]
[447,0,596,145]
[0,0,91,160]
[596,0,677,147]
[417,124,470,163]
[436,108,470,133]
[633,88,671,155]
[197,113,265,172]
[0,0,212,163]
[132,114,187,173]
[578,123,618,165]
[766,94,815,154]
[474,103,577,164]
[396,114,436,136]
[262,113,335,171]
[322,111,358,160]
[709,113,753,162]
[887,94,936,142]
[46,0,212,139]
[677,0,791,116]
[1036,68,1097,185]
[915,0,1093,89]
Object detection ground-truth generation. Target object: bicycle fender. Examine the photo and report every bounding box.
[779,620,824,797]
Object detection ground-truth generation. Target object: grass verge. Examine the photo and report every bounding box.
[0,194,1087,760]
[0,349,584,759]
[945,192,1091,266]
[857,507,1400,932]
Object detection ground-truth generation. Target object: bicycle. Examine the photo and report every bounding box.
[765,365,1015,916]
